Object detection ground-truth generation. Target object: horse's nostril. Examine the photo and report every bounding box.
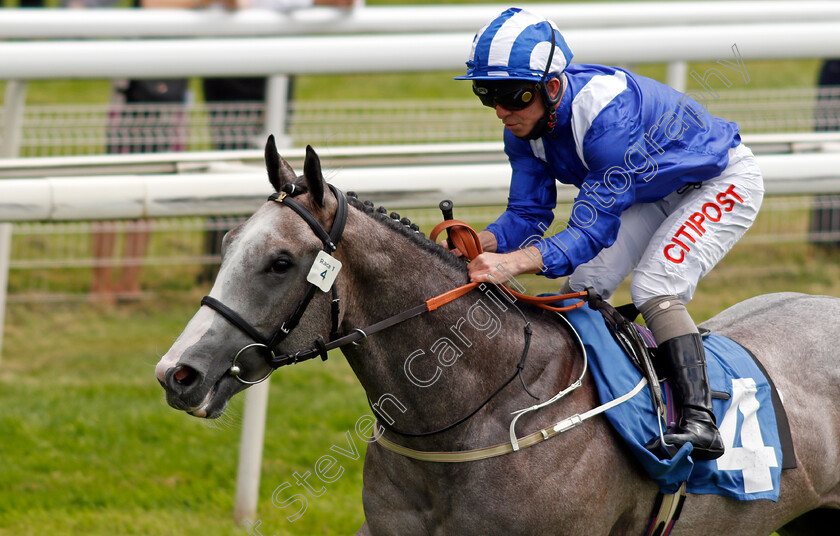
[173,365,199,386]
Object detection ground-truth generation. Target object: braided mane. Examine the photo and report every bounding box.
[345,192,469,275]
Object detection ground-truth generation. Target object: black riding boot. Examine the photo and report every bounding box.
[659,333,725,461]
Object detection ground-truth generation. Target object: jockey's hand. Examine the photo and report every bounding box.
[467,248,543,284]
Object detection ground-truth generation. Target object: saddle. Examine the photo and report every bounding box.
[585,294,668,413]
[589,298,732,416]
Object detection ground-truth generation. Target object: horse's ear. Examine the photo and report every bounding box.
[264,135,297,192]
[265,135,282,192]
[303,144,325,207]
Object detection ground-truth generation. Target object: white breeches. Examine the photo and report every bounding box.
[566,144,764,305]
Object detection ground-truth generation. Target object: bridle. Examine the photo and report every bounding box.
[198,183,492,388]
[200,182,348,384]
[199,182,592,438]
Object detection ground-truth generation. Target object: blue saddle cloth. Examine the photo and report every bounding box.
[563,301,785,501]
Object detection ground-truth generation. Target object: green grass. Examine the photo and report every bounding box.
[0,294,371,535]
[2,59,824,109]
[2,209,840,535]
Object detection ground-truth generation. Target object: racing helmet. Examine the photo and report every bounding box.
[456,8,574,139]
[455,7,573,83]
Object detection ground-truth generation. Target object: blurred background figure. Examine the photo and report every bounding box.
[200,0,354,151]
[64,0,183,303]
[88,219,151,302]
[812,59,840,250]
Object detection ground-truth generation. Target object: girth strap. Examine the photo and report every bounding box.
[645,482,687,536]
[374,376,650,462]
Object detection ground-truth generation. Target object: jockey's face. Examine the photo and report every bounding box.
[495,93,545,137]
[490,77,561,138]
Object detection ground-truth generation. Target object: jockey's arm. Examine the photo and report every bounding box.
[477,229,498,253]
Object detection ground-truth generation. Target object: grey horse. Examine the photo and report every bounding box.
[155,140,840,535]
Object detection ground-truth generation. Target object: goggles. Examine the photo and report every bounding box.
[472,81,538,111]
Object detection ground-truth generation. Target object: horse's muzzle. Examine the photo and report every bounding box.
[163,364,206,410]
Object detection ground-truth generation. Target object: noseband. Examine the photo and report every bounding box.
[201,182,349,384]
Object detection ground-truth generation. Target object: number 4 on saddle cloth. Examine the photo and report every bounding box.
[558,295,796,501]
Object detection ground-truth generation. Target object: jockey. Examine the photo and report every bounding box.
[453,7,764,460]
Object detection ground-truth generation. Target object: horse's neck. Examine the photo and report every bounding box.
[337,212,584,448]
[337,208,470,326]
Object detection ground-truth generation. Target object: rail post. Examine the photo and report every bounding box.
[234,378,271,524]
[0,223,12,363]
[2,80,28,158]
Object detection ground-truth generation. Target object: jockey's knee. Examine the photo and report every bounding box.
[638,295,698,344]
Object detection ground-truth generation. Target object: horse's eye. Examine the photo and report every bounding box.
[269,258,293,274]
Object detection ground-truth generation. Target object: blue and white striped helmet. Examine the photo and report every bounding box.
[455,7,573,82]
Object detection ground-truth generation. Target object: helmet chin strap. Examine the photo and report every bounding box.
[518,105,556,141]
[517,74,565,141]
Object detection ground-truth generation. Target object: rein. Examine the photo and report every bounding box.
[200,184,620,446]
[427,219,590,312]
